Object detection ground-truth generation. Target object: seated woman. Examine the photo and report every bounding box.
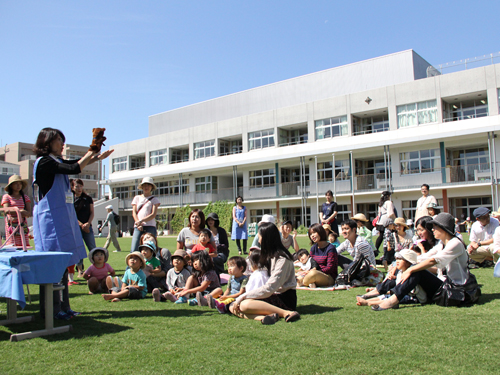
[301,224,338,288]
[370,213,471,311]
[229,222,300,325]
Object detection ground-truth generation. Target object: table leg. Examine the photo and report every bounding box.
[0,299,34,325]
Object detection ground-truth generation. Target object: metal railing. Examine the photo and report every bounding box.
[352,123,390,136]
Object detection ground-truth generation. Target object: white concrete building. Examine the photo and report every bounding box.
[107,50,500,233]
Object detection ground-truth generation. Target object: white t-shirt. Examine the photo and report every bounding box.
[469,217,499,243]
[245,269,270,293]
[131,195,160,227]
[492,226,500,254]
[433,237,469,284]
[415,195,437,221]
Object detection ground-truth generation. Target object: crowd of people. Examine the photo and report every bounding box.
[0,128,491,323]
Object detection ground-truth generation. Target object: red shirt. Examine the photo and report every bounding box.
[191,243,216,254]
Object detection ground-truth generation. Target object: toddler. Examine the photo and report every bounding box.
[244,246,260,276]
[176,251,222,306]
[83,247,115,294]
[328,232,340,248]
[295,248,320,287]
[243,250,269,293]
[382,219,396,270]
[152,249,191,302]
[191,228,217,257]
[102,252,147,302]
[213,256,248,314]
[140,240,161,293]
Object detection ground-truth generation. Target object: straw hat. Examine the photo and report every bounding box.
[351,213,369,222]
[322,224,333,233]
[138,177,157,191]
[125,251,147,269]
[88,247,109,264]
[394,217,409,229]
[4,175,27,192]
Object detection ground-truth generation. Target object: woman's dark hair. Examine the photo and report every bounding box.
[206,213,219,228]
[191,250,214,277]
[308,223,328,245]
[5,185,24,197]
[71,178,90,198]
[379,191,391,207]
[189,209,206,229]
[414,216,436,251]
[296,248,309,259]
[235,195,243,204]
[33,128,66,157]
[227,256,247,272]
[248,249,261,270]
[325,190,333,197]
[258,222,293,274]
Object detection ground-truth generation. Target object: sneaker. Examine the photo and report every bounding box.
[174,296,188,304]
[196,292,208,307]
[152,288,161,302]
[112,250,121,253]
[188,298,198,306]
[214,299,227,314]
[206,294,215,309]
[68,281,79,285]
[164,292,178,303]
[54,311,72,320]
[65,309,81,317]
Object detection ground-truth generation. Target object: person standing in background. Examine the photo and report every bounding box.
[103,204,122,253]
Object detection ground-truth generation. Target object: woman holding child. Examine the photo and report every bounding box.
[230,222,300,325]
[177,209,216,254]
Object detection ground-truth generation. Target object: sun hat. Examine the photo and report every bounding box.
[473,207,490,218]
[138,176,157,191]
[4,175,28,192]
[322,224,333,233]
[88,247,109,264]
[258,214,275,225]
[125,251,146,269]
[427,202,438,209]
[139,240,157,255]
[206,212,220,226]
[351,213,369,222]
[394,217,409,229]
[490,207,500,217]
[395,249,418,265]
[426,212,456,237]
[172,249,187,260]
[105,204,113,210]
[383,218,394,228]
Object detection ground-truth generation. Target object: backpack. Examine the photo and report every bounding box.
[113,212,120,225]
[335,255,371,286]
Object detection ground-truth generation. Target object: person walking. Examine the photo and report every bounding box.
[103,204,122,252]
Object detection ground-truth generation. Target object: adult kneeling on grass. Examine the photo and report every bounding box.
[230,222,300,325]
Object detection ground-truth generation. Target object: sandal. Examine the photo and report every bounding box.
[261,313,279,325]
[285,311,300,323]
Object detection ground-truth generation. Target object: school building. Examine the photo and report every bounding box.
[106,49,500,233]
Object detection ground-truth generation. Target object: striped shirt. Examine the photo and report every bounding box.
[337,235,376,266]
[1,194,31,247]
[310,243,338,280]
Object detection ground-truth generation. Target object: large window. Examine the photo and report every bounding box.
[171,149,189,164]
[248,129,275,151]
[400,149,439,175]
[353,115,389,135]
[1,167,17,175]
[250,209,276,224]
[315,116,348,140]
[279,128,308,146]
[317,160,350,182]
[129,155,145,170]
[112,157,127,172]
[112,186,132,199]
[451,196,492,221]
[249,168,275,189]
[195,176,217,192]
[194,140,215,159]
[219,139,242,156]
[150,149,168,166]
[281,207,311,228]
[445,99,488,122]
[156,180,189,196]
[397,99,437,128]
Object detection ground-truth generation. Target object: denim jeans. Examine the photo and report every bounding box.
[130,226,157,253]
[77,226,96,269]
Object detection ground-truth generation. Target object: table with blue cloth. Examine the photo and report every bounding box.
[0,250,72,342]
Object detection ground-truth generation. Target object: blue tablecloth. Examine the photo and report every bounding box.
[0,250,71,309]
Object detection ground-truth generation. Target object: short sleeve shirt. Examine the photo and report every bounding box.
[131,195,160,227]
[198,269,220,292]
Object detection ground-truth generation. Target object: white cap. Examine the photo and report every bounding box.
[259,214,275,225]
[105,205,113,210]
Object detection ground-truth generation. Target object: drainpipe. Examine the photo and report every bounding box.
[492,132,499,209]
[350,151,355,214]
[332,153,336,201]
[315,156,319,222]
[488,133,494,207]
[179,173,183,207]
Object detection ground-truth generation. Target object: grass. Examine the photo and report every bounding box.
[1,234,500,374]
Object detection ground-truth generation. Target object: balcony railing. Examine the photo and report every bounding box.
[443,109,488,122]
[352,122,390,136]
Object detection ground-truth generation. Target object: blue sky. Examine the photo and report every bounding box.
[1,0,499,168]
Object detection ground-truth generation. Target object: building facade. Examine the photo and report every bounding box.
[106,50,500,233]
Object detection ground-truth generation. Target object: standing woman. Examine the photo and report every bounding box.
[71,178,96,279]
[32,127,112,320]
[130,177,160,253]
[230,222,300,325]
[319,190,338,233]
[374,191,396,254]
[231,196,248,255]
[2,175,31,248]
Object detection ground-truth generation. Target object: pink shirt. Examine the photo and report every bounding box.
[131,195,160,227]
[84,263,115,280]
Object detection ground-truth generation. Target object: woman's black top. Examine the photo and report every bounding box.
[35,156,81,197]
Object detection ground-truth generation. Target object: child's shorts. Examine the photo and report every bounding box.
[216,297,235,305]
[127,287,144,299]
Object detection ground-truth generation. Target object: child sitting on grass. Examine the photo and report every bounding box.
[152,249,191,302]
[295,248,320,287]
[83,247,115,294]
[244,249,269,293]
[214,256,248,313]
[191,228,217,258]
[140,240,161,293]
[102,252,147,302]
[356,249,427,307]
[244,246,260,276]
[328,231,340,248]
[176,251,222,307]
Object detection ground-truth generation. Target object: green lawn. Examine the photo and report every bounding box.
[1,234,499,374]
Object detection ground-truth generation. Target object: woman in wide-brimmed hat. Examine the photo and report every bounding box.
[351,213,375,252]
[394,217,413,251]
[1,174,31,247]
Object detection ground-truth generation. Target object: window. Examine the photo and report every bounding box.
[397,100,437,128]
[171,149,189,164]
[250,209,276,224]
[129,155,145,170]
[445,99,488,122]
[112,186,132,199]
[353,115,389,135]
[248,129,275,151]
[317,160,350,182]
[281,207,311,228]
[150,149,168,166]
[281,167,310,185]
[400,149,439,174]
[279,128,308,146]
[1,167,17,175]
[219,139,242,156]
[333,204,351,226]
[195,176,217,192]
[156,180,189,196]
[194,140,215,159]
[112,157,127,172]
[450,147,490,182]
[451,196,492,221]
[249,168,275,188]
[315,116,348,140]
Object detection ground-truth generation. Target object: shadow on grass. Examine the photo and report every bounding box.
[85,308,212,320]
[474,292,500,305]
[298,304,340,315]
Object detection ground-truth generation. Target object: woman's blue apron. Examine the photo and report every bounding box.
[231,206,248,240]
[32,157,87,267]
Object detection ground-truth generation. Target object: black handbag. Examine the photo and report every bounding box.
[335,255,371,286]
[433,271,481,307]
